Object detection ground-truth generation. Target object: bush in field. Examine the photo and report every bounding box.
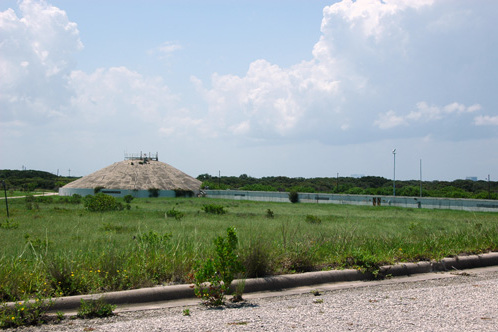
[166,207,185,220]
[70,194,82,204]
[305,215,322,224]
[148,188,160,197]
[83,193,119,212]
[288,191,299,203]
[191,227,244,306]
[202,204,227,215]
[174,189,194,197]
[94,186,105,194]
[135,230,172,251]
[123,194,134,203]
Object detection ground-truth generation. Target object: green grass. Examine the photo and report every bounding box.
[0,196,497,302]
[2,190,52,198]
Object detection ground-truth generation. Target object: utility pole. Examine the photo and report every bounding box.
[1,180,9,218]
[392,149,396,196]
[488,174,491,199]
[68,168,71,177]
[420,159,422,197]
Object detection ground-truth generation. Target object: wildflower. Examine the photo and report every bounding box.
[12,317,15,320]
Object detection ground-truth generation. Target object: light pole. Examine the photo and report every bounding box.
[392,149,396,196]
[1,180,9,218]
[419,159,422,197]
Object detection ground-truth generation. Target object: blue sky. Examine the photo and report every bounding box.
[1,0,497,181]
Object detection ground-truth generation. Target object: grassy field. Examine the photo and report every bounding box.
[0,195,497,302]
[1,190,50,198]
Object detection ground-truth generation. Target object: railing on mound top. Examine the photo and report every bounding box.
[203,190,498,212]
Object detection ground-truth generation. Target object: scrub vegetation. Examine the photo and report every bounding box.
[198,174,498,199]
[0,195,497,304]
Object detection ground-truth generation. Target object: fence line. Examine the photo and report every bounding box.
[204,190,498,212]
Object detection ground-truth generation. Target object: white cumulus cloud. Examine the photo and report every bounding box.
[375,102,482,129]
[0,0,82,123]
[474,115,498,126]
[194,0,447,143]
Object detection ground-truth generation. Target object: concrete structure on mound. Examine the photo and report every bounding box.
[59,153,201,198]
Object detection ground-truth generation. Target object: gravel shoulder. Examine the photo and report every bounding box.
[10,266,498,332]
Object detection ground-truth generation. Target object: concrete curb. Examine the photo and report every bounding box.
[48,252,498,312]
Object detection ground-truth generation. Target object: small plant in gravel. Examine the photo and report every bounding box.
[77,298,116,319]
[0,294,53,328]
[231,279,246,303]
[56,311,65,322]
[182,308,190,316]
[191,227,244,306]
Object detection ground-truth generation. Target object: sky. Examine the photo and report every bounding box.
[1,0,497,181]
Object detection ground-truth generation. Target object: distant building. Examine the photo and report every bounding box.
[351,174,365,178]
[59,153,201,198]
[466,177,478,181]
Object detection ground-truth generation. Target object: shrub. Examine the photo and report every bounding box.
[83,193,118,212]
[148,188,160,198]
[192,227,244,306]
[202,204,227,215]
[0,295,53,328]
[166,207,185,220]
[93,186,105,194]
[305,215,322,224]
[0,220,19,230]
[135,230,172,251]
[174,189,194,197]
[123,194,134,203]
[242,239,271,278]
[288,191,299,203]
[77,298,116,319]
[70,194,82,204]
[265,209,274,218]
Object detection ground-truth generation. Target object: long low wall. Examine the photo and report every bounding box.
[58,187,177,198]
[204,190,498,212]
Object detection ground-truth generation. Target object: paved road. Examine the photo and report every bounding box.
[9,266,498,331]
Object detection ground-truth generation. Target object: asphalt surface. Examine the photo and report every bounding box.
[8,266,498,332]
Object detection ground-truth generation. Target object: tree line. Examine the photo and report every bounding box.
[197,174,497,200]
[0,170,77,192]
[1,169,495,200]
